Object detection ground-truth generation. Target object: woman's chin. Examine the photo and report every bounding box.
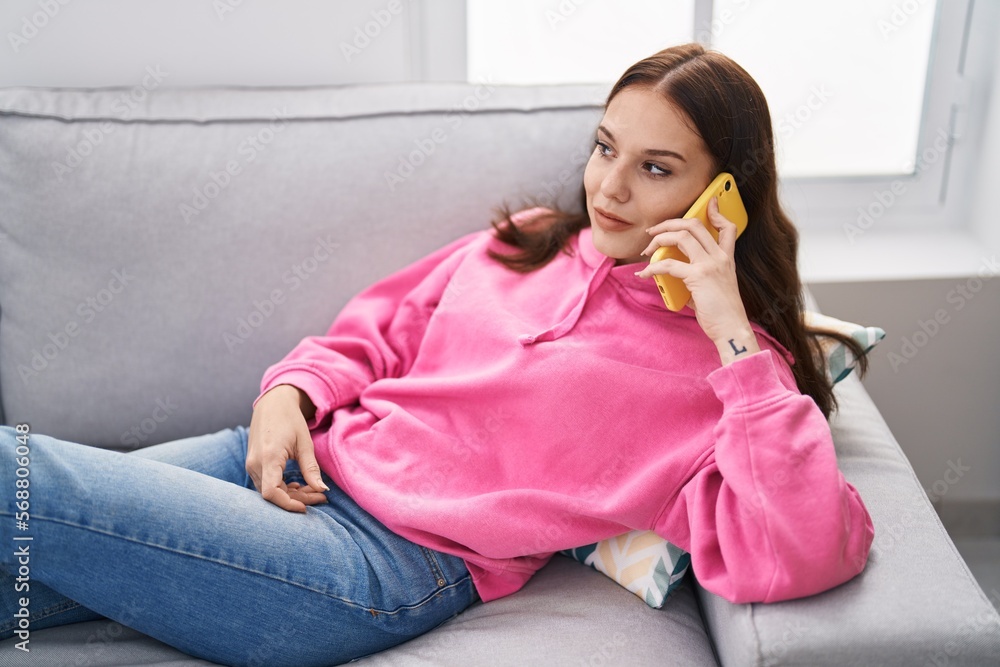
[595,243,646,265]
[589,234,645,266]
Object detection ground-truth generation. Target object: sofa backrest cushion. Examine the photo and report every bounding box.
[0,83,605,447]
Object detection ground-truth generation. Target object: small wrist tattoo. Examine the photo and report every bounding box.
[728,338,748,355]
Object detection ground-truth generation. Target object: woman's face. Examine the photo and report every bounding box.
[584,86,718,265]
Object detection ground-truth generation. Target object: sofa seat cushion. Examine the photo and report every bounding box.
[0,556,719,666]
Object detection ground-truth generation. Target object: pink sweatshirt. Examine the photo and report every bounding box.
[255,209,874,604]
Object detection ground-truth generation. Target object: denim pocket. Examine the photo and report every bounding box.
[418,545,449,589]
[415,545,479,609]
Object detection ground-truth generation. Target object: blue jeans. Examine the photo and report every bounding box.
[0,425,478,666]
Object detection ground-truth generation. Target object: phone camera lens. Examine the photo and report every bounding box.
[724,180,732,191]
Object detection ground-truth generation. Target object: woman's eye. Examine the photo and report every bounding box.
[593,140,670,177]
[594,139,612,157]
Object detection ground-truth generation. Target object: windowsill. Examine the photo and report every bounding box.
[799,228,998,284]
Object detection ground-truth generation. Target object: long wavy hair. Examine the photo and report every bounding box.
[485,42,868,419]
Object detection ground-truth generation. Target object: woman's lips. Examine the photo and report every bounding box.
[594,207,634,231]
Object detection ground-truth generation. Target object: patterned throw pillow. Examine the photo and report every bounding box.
[803,310,886,383]
[560,311,884,608]
[561,531,691,608]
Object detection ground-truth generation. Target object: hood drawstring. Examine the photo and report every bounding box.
[518,257,614,346]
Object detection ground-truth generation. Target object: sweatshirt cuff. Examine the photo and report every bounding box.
[254,368,338,429]
[706,348,791,408]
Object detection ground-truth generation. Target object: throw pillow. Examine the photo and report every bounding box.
[803,309,886,383]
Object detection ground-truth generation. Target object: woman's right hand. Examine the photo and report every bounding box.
[246,384,329,513]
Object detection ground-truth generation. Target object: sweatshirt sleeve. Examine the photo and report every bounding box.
[655,348,875,604]
[253,230,485,428]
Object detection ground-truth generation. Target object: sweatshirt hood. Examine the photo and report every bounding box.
[517,226,683,346]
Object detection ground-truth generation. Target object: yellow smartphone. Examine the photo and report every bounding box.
[650,172,748,312]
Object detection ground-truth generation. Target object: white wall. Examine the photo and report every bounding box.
[0,0,465,87]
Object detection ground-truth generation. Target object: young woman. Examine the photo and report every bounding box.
[1,43,874,666]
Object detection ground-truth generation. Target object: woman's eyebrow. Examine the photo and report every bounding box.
[597,125,687,162]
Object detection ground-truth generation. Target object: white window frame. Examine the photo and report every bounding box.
[418,0,975,234]
[769,0,974,234]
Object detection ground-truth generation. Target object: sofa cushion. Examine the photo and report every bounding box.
[0,556,719,666]
[0,83,606,446]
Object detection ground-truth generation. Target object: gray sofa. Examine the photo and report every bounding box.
[1,81,998,667]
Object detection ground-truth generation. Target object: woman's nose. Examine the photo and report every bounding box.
[600,162,630,202]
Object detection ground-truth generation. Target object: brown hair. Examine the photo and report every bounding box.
[486,42,868,419]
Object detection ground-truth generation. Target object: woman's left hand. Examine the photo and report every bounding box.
[634,197,760,363]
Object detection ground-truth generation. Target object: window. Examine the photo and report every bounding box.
[467,1,691,86]
[453,0,974,233]
[712,0,937,179]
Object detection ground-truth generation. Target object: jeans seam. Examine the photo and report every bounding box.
[30,515,387,614]
[386,573,473,616]
[30,514,470,618]
[0,599,83,634]
[419,546,447,586]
